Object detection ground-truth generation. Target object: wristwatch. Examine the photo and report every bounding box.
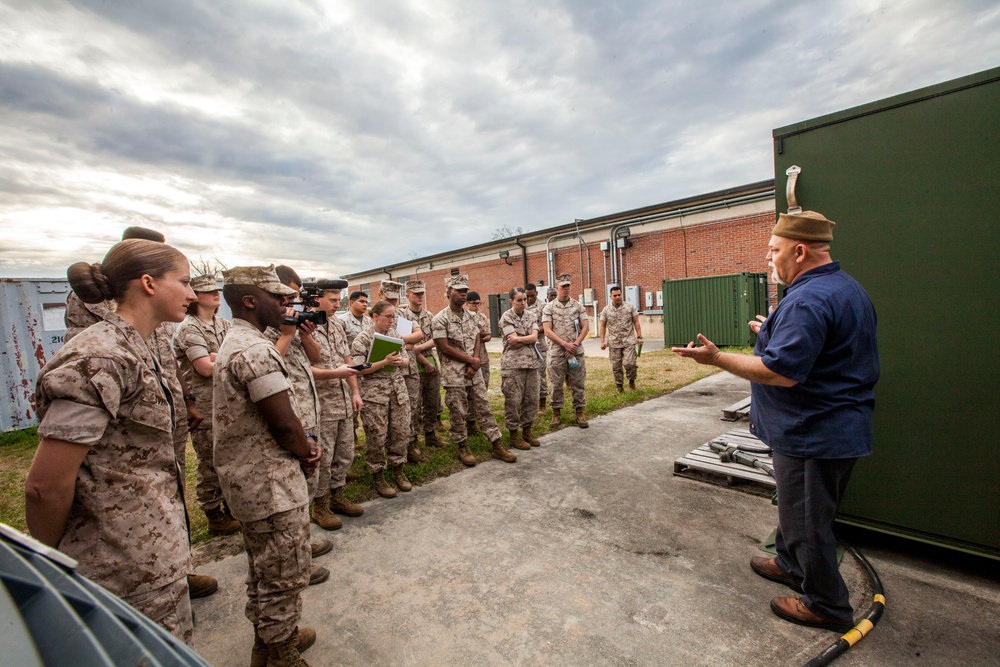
[184,393,197,403]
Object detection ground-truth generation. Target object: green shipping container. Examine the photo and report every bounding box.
[662,273,769,347]
[772,66,1000,558]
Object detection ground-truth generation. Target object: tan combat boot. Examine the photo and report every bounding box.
[204,503,240,535]
[522,426,541,447]
[329,486,364,517]
[308,564,330,586]
[508,429,531,450]
[629,379,636,390]
[575,408,589,429]
[310,495,342,531]
[251,626,316,667]
[616,384,624,393]
[266,629,312,666]
[550,409,562,427]
[392,464,413,492]
[373,473,397,498]
[457,441,477,467]
[407,444,428,463]
[187,573,218,599]
[491,439,517,463]
[310,538,333,558]
[424,430,441,447]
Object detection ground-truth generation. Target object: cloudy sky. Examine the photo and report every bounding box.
[1,0,998,279]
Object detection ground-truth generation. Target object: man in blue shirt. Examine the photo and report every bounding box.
[673,210,878,633]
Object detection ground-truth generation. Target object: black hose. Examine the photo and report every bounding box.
[802,537,886,667]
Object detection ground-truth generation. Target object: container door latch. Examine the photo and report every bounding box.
[785,165,802,214]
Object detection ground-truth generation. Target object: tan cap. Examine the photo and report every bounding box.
[405,279,426,294]
[379,280,403,299]
[555,273,572,286]
[772,210,836,242]
[222,265,297,296]
[446,275,470,290]
[190,274,219,292]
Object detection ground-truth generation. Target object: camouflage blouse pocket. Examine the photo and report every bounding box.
[125,393,173,433]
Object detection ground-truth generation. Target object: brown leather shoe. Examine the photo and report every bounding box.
[770,597,854,633]
[309,564,330,586]
[750,556,803,593]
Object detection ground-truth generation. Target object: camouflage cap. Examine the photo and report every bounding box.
[190,274,219,292]
[379,280,403,299]
[556,273,573,286]
[222,265,297,296]
[405,279,426,294]
[446,275,470,291]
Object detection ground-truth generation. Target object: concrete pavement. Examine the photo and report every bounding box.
[191,371,1000,666]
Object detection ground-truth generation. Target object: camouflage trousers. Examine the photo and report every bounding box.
[464,361,491,418]
[404,374,421,446]
[501,367,540,430]
[445,372,501,443]
[124,576,193,646]
[537,341,549,399]
[547,352,587,410]
[418,367,442,433]
[312,416,354,497]
[361,398,410,473]
[190,425,224,511]
[609,345,638,385]
[241,505,311,644]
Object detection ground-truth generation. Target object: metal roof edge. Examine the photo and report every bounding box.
[341,178,775,279]
[773,65,1000,140]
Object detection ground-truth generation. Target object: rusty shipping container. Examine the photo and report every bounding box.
[1,278,70,431]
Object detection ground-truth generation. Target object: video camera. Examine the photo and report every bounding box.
[282,279,349,327]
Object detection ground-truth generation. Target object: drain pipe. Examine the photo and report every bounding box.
[515,238,529,287]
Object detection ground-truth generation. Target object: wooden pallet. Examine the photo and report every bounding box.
[673,428,775,490]
[721,396,751,421]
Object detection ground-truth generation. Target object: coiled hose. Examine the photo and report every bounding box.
[802,537,886,666]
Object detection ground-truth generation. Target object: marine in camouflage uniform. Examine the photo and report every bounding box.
[599,288,642,391]
[310,281,364,520]
[380,280,428,464]
[338,295,372,449]
[63,290,113,343]
[36,310,193,643]
[463,292,492,435]
[399,280,443,449]
[351,321,412,497]
[173,275,233,527]
[213,266,314,653]
[499,297,541,449]
[432,276,516,466]
[542,273,589,428]
[525,284,548,407]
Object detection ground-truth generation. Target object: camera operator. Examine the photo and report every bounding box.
[308,279,364,522]
[266,266,334,576]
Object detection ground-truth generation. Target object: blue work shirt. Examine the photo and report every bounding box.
[749,261,879,458]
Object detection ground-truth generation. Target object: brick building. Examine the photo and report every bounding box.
[342,179,776,339]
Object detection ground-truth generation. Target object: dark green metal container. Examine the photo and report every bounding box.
[772,66,1000,558]
[662,273,769,346]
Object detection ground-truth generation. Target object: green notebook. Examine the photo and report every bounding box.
[367,332,404,372]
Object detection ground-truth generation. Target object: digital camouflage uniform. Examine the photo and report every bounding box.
[265,328,322,495]
[499,307,540,430]
[542,296,588,410]
[394,307,423,449]
[337,310,372,348]
[465,310,492,414]
[63,290,113,343]
[313,317,356,493]
[399,301,441,437]
[351,327,411,473]
[526,298,548,402]
[174,313,231,510]
[600,301,639,386]
[214,318,310,646]
[148,321,188,465]
[36,311,193,643]
[432,305,502,444]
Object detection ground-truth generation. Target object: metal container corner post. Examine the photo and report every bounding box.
[772,66,1000,558]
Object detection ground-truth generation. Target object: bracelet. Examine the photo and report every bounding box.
[184,394,196,403]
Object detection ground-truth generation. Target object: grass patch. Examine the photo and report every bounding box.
[1,347,739,550]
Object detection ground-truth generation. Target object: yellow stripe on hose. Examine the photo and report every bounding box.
[873,594,886,605]
[842,619,875,646]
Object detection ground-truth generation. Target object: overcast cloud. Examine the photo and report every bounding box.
[1,0,998,278]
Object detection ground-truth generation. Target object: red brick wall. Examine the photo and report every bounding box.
[348,210,774,316]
